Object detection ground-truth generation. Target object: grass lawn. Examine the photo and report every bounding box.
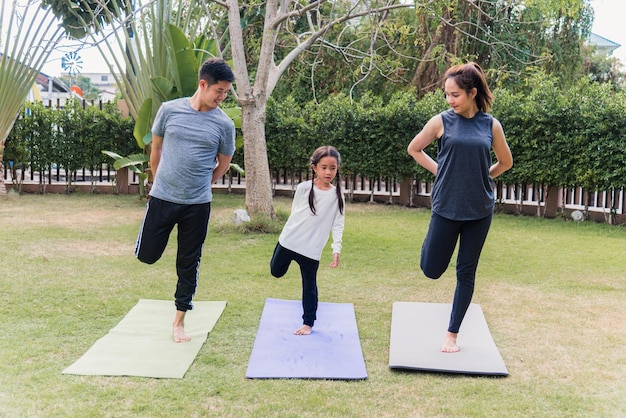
[0,192,624,417]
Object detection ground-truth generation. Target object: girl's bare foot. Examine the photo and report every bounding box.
[441,331,459,353]
[294,325,312,335]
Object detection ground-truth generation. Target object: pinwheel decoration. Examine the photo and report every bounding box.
[61,51,83,76]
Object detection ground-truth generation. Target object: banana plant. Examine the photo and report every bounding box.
[104,24,243,196]
[131,24,218,151]
[101,150,150,196]
[48,1,243,196]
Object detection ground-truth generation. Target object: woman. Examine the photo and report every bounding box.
[407,62,513,352]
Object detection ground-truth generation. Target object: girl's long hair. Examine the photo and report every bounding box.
[308,146,344,215]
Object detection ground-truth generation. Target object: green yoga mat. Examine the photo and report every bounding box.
[62,299,227,379]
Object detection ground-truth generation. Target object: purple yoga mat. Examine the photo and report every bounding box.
[246,298,368,379]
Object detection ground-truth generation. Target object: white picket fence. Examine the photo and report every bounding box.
[415,180,624,215]
[4,165,624,218]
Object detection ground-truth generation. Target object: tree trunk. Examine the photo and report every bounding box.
[412,5,456,95]
[241,101,275,218]
[0,166,5,196]
[224,0,411,217]
[1,123,15,196]
[0,146,6,196]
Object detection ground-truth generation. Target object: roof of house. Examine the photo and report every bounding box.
[589,33,621,55]
[35,72,71,93]
[0,53,71,93]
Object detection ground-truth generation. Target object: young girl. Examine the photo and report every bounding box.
[407,62,513,353]
[270,145,345,335]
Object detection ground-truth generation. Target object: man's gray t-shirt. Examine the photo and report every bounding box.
[149,98,235,205]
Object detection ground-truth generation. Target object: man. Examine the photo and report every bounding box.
[135,58,235,342]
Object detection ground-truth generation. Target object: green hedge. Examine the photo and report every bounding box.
[5,75,626,194]
[266,75,626,191]
[4,99,136,187]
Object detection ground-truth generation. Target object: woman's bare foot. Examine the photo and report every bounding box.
[173,310,191,343]
[294,325,312,335]
[441,331,459,353]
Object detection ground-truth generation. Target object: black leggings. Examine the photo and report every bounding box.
[135,197,211,312]
[270,243,320,327]
[420,212,492,333]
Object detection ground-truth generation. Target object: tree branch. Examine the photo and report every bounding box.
[268,2,412,94]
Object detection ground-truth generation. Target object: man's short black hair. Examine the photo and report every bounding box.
[199,58,235,86]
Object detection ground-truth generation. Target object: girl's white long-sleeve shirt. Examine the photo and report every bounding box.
[278,180,345,261]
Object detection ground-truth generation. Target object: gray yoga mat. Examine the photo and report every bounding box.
[389,302,508,376]
[62,299,227,378]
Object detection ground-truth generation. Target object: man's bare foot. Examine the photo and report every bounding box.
[294,325,312,335]
[441,331,459,353]
[173,324,190,343]
[173,310,191,343]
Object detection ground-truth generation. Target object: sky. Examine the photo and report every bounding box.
[589,0,626,63]
[4,0,626,76]
[41,36,119,76]
[0,1,120,76]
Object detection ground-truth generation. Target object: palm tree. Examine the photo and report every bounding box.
[0,1,64,195]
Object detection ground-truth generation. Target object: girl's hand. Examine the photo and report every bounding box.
[330,253,340,268]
